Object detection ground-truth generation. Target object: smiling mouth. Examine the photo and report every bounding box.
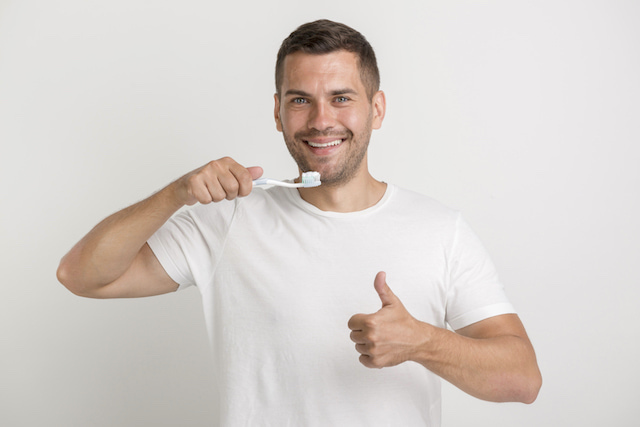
[305,139,344,148]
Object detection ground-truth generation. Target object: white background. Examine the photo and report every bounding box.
[1,0,639,425]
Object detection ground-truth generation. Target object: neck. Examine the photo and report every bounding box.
[297,169,387,213]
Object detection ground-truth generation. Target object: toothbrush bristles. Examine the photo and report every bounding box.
[301,171,321,187]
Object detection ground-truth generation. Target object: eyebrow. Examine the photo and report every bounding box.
[284,88,358,97]
[284,89,312,97]
[330,88,357,96]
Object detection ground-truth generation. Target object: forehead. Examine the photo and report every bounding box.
[280,50,364,93]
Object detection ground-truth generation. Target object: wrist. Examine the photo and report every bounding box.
[408,320,442,366]
[163,178,191,209]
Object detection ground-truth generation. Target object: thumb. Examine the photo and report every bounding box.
[247,166,264,180]
[374,271,398,307]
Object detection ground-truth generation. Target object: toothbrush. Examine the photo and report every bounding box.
[253,171,321,188]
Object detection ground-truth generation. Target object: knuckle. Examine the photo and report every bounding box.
[206,159,224,173]
[211,193,225,203]
[363,317,378,329]
[218,156,234,166]
[238,166,252,179]
[187,174,200,187]
[227,180,240,193]
[372,360,384,369]
[238,172,253,190]
[238,186,252,198]
[367,340,380,353]
[222,180,240,201]
[194,189,212,204]
[360,354,383,369]
[367,333,378,344]
[205,186,225,203]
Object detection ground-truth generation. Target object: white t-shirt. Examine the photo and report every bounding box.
[148,184,515,426]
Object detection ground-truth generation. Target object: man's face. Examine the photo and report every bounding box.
[274,50,385,187]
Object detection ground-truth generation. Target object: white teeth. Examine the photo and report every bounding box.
[306,139,342,148]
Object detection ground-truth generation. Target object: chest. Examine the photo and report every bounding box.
[210,214,450,335]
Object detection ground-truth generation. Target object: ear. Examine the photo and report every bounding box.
[371,90,386,130]
[274,93,283,132]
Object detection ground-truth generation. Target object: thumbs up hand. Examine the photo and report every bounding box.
[348,272,427,369]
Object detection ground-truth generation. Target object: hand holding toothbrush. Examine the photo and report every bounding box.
[174,157,321,206]
[175,157,264,206]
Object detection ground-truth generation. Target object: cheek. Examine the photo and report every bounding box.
[281,110,305,132]
[338,110,368,134]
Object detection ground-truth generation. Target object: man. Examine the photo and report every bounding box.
[58,19,541,426]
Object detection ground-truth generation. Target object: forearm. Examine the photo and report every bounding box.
[412,319,541,403]
[57,181,184,294]
[57,158,262,298]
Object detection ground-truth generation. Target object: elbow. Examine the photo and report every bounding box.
[510,337,543,404]
[490,365,542,404]
[56,258,79,295]
[56,256,91,297]
[521,371,542,404]
[506,367,542,404]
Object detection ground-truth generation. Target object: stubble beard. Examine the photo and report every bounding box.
[282,116,374,188]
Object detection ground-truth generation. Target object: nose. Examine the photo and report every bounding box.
[307,101,336,131]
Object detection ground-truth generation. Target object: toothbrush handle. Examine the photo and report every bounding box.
[253,178,302,188]
[252,178,271,186]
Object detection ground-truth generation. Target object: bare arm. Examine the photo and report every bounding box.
[57,158,263,298]
[429,312,541,403]
[348,272,542,403]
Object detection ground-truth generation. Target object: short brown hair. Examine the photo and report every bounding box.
[275,19,380,100]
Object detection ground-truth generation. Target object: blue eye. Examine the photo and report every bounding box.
[293,98,307,104]
[335,96,348,102]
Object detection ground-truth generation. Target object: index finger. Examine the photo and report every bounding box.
[348,313,366,331]
[231,164,263,197]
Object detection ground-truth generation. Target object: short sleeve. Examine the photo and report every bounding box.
[445,214,516,330]
[147,200,237,290]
